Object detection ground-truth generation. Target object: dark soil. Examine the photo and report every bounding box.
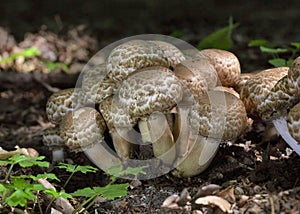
[1,1,300,213]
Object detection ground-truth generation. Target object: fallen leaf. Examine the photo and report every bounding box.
[195,195,231,213]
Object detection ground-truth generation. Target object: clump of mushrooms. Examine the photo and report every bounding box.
[44,35,250,178]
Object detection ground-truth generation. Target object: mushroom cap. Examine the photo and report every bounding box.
[81,63,110,104]
[42,126,64,148]
[234,72,256,94]
[116,66,183,119]
[240,67,288,116]
[198,49,241,87]
[106,40,169,83]
[148,40,186,67]
[190,90,248,140]
[94,39,186,102]
[46,88,82,124]
[174,57,218,90]
[259,58,300,121]
[60,107,107,152]
[99,96,138,131]
[287,102,300,142]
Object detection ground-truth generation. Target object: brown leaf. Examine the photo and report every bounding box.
[195,195,231,213]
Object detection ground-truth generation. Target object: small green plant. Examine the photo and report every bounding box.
[0,47,41,64]
[70,164,147,213]
[248,39,300,67]
[0,154,70,213]
[0,155,147,213]
[197,16,239,50]
[0,47,69,72]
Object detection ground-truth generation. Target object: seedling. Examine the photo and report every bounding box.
[0,155,70,213]
[0,47,69,72]
[248,39,300,67]
[197,16,239,50]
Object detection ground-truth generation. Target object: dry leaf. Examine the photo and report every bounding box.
[195,195,231,213]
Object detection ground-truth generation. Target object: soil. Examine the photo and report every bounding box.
[1,1,300,213]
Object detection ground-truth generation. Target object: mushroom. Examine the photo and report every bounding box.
[257,57,300,155]
[173,90,248,177]
[113,66,183,165]
[42,126,65,161]
[60,107,121,169]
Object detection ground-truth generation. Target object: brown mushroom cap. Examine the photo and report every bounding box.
[60,107,106,152]
[258,58,300,121]
[117,67,183,118]
[174,57,218,92]
[198,49,241,87]
[46,88,82,124]
[81,63,109,104]
[240,67,288,117]
[93,39,185,103]
[148,40,186,68]
[191,90,248,141]
[287,102,300,142]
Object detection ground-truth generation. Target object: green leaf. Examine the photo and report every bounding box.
[71,183,129,200]
[0,47,41,64]
[45,61,69,72]
[259,46,288,54]
[57,163,97,174]
[268,58,287,67]
[169,30,185,38]
[291,42,300,49]
[248,39,269,47]
[5,154,49,168]
[197,16,239,50]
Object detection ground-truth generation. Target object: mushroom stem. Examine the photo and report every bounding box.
[84,141,122,170]
[148,112,176,165]
[111,129,137,159]
[52,148,65,162]
[172,136,220,177]
[273,117,300,155]
[138,113,176,165]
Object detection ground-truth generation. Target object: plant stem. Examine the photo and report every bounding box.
[4,164,14,182]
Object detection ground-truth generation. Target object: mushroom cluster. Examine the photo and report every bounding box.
[44,36,250,178]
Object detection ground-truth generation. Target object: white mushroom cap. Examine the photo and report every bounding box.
[46,88,82,124]
[198,49,241,87]
[60,107,107,153]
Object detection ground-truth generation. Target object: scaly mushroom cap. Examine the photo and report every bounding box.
[234,72,256,94]
[190,90,248,140]
[174,57,218,91]
[60,107,106,152]
[81,64,109,104]
[287,102,300,142]
[117,67,183,118]
[198,49,241,87]
[240,67,288,116]
[148,40,186,67]
[46,88,82,124]
[42,126,64,148]
[259,58,300,121]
